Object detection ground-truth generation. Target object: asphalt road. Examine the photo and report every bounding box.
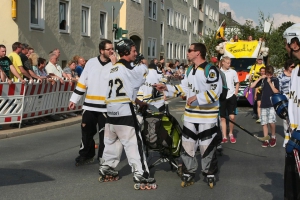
[0,97,285,200]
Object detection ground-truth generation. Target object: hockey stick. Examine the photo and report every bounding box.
[223,116,270,142]
[293,149,300,178]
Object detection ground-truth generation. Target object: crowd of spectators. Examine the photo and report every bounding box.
[0,42,86,129]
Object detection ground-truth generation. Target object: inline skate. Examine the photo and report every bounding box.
[180,173,195,187]
[75,156,94,166]
[206,175,216,188]
[98,165,119,182]
[133,173,157,190]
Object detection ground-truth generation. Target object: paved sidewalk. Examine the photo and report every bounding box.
[0,116,81,140]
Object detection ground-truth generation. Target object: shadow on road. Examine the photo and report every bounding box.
[260,172,284,200]
[0,168,54,187]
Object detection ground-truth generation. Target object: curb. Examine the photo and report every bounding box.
[0,116,81,140]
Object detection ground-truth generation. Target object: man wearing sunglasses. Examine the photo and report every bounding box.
[69,39,117,166]
[154,43,222,188]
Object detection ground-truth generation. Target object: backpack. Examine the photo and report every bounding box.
[186,63,228,101]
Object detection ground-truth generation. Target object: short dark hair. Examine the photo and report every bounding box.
[265,65,274,75]
[191,43,207,60]
[0,44,6,49]
[12,42,21,51]
[21,43,29,50]
[38,57,46,66]
[99,39,112,51]
[284,59,294,70]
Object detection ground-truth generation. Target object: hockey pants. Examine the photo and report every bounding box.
[79,110,106,159]
[101,115,150,178]
[181,121,218,176]
[284,154,300,200]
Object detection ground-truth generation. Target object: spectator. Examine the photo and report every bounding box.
[45,53,65,79]
[27,47,34,58]
[247,35,253,41]
[278,59,294,147]
[254,67,266,123]
[75,57,86,77]
[0,44,24,84]
[250,65,279,148]
[220,56,239,144]
[27,53,43,82]
[63,60,79,82]
[8,42,33,82]
[230,35,239,42]
[18,43,42,83]
[249,55,266,119]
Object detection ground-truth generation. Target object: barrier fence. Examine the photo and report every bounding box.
[0,80,84,127]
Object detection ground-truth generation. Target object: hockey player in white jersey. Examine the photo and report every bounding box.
[69,40,117,166]
[154,43,222,188]
[98,39,157,190]
[282,23,300,199]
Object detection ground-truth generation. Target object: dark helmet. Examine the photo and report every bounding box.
[134,53,144,65]
[116,39,135,57]
[271,93,288,120]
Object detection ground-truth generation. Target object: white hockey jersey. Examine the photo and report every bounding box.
[288,65,300,130]
[137,65,165,109]
[165,62,222,124]
[106,59,148,117]
[70,56,112,112]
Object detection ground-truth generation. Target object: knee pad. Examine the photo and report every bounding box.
[286,130,300,154]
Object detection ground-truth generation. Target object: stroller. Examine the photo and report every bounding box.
[138,102,182,170]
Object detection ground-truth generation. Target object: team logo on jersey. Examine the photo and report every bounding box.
[207,69,218,82]
[210,84,217,90]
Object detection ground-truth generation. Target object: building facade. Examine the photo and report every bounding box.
[1,0,114,67]
[1,0,219,66]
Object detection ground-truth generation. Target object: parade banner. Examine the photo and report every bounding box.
[224,41,260,58]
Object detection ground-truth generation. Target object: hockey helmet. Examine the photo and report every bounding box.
[271,93,289,120]
[283,23,300,44]
[116,39,135,56]
[286,130,300,154]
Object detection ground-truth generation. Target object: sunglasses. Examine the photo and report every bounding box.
[187,49,197,53]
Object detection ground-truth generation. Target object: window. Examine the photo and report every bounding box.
[193,20,197,34]
[100,11,107,38]
[81,5,91,36]
[178,13,181,30]
[174,44,177,59]
[170,43,173,59]
[167,8,173,26]
[205,4,209,15]
[209,8,212,19]
[182,15,187,31]
[59,0,70,32]
[174,12,178,28]
[166,42,169,59]
[148,38,157,58]
[193,0,197,8]
[160,22,164,45]
[161,0,164,10]
[30,0,44,30]
[189,7,192,23]
[149,0,157,20]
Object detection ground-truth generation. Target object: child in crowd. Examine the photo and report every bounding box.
[250,66,279,147]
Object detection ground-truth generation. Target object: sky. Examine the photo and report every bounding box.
[219,0,300,28]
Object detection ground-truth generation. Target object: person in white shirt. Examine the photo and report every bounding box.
[219,56,240,144]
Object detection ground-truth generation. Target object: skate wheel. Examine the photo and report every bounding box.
[151,184,157,189]
[181,181,186,188]
[98,177,104,182]
[209,182,214,188]
[140,183,146,190]
[114,176,119,181]
[134,184,140,190]
[145,184,151,190]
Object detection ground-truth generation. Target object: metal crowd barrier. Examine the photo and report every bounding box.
[0,80,84,127]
